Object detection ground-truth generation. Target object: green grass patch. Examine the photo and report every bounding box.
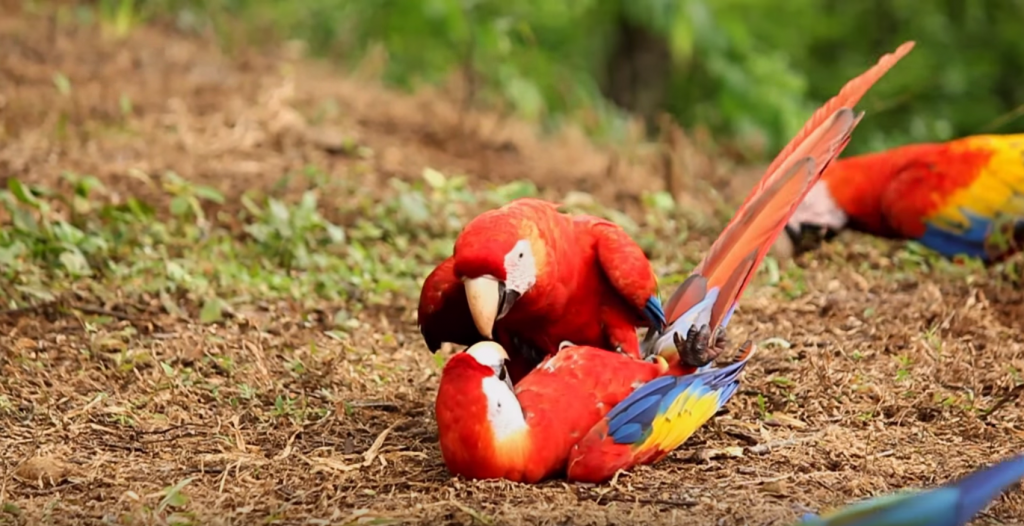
[0,164,719,320]
[2,162,1005,323]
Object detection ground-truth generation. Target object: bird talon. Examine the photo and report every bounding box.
[675,323,729,368]
[712,326,730,354]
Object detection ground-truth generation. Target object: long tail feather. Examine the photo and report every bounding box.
[565,342,756,483]
[643,41,915,360]
[796,452,1024,526]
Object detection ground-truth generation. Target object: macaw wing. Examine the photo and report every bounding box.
[642,156,820,359]
[643,42,915,361]
[701,40,915,295]
[589,219,666,330]
[564,343,755,483]
[880,135,1024,262]
[417,257,485,352]
[796,452,1024,526]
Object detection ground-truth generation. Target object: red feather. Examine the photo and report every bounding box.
[810,133,1024,262]
[664,41,915,333]
[824,139,999,238]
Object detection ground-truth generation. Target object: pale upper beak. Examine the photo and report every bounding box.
[465,341,514,390]
[464,276,520,339]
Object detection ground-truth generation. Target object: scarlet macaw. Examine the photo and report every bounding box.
[785,134,1024,263]
[794,452,1024,526]
[417,197,669,384]
[433,41,916,484]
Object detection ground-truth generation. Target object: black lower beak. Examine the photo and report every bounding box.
[496,281,520,320]
[786,223,841,256]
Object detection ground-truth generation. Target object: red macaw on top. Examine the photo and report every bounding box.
[434,41,916,484]
[417,197,670,384]
[785,134,1024,263]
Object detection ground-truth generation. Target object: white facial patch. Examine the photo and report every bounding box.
[787,181,849,231]
[503,239,537,295]
[480,375,527,442]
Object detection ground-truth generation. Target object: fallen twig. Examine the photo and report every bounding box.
[449,498,493,525]
[0,300,60,318]
[71,303,142,321]
[980,383,1024,421]
[363,420,404,467]
[575,486,698,507]
[345,399,401,411]
[697,435,820,461]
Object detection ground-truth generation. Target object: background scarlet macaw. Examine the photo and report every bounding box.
[433,41,915,484]
[417,197,667,383]
[794,452,1024,526]
[784,134,1024,263]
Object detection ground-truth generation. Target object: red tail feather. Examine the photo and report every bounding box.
[664,41,916,329]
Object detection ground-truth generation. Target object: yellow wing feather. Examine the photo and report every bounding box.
[928,134,1024,229]
[638,389,724,454]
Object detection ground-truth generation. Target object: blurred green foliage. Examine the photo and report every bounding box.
[97,0,1024,158]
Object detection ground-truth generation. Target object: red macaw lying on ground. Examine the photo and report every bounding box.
[417,198,669,384]
[785,134,1024,263]
[437,339,754,483]
[434,41,915,484]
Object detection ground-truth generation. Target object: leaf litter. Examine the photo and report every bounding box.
[1,4,1024,526]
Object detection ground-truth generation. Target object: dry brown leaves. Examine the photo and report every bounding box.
[2,4,1024,526]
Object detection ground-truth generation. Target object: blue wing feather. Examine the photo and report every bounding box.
[605,376,677,444]
[919,208,996,260]
[920,208,1024,262]
[606,350,753,446]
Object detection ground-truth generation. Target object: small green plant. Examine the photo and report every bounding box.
[894,354,913,383]
[97,0,140,38]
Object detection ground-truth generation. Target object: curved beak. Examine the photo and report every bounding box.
[500,364,514,392]
[786,223,840,256]
[464,276,520,339]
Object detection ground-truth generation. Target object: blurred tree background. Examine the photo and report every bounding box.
[101,0,1024,161]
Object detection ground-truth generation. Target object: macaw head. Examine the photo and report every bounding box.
[783,147,923,257]
[783,179,847,256]
[451,209,546,339]
[463,340,516,393]
[435,341,527,479]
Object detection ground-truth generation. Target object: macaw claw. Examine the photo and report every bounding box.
[673,324,730,368]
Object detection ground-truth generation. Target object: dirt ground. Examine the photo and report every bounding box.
[3,5,1024,526]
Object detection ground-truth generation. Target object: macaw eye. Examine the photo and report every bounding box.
[497,367,508,381]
